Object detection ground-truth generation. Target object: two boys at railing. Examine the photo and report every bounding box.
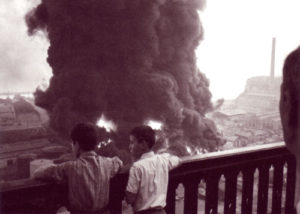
[34,123,181,214]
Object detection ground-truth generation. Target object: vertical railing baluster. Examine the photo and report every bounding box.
[241,167,255,214]
[205,172,221,214]
[224,170,238,214]
[257,164,271,214]
[166,178,179,214]
[183,176,200,214]
[272,161,284,214]
[285,157,297,214]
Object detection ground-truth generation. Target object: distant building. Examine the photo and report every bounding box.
[235,76,281,114]
[0,102,16,126]
[13,98,41,126]
[213,39,283,150]
[258,112,282,130]
[235,37,281,114]
[0,97,42,129]
[15,111,41,126]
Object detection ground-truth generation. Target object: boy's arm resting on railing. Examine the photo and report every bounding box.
[53,153,75,164]
[159,152,182,170]
[33,162,69,183]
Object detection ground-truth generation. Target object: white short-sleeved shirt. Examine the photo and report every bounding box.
[126,151,180,212]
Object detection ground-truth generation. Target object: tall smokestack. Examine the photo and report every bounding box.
[270,37,276,80]
[26,0,222,153]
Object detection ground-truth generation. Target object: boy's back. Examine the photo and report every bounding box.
[126,151,180,212]
[34,151,122,212]
[34,122,123,213]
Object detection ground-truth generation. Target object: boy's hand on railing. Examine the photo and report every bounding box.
[53,153,75,164]
[33,164,56,181]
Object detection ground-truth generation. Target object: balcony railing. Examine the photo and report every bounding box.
[0,142,296,214]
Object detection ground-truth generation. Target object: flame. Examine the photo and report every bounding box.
[195,148,201,155]
[96,114,116,132]
[145,120,163,130]
[186,146,192,154]
[97,138,112,149]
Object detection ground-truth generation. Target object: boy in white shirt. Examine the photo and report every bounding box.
[125,125,180,214]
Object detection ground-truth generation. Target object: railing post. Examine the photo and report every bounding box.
[241,167,255,214]
[272,160,285,214]
[224,169,239,214]
[183,176,200,214]
[257,163,271,214]
[205,172,221,214]
[285,157,297,214]
[166,178,179,214]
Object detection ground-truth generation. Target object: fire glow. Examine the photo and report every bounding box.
[98,138,112,149]
[186,146,192,154]
[96,114,116,133]
[145,120,163,130]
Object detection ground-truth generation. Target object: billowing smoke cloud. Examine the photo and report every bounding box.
[0,0,51,93]
[26,0,222,152]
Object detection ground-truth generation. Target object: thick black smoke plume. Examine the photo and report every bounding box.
[26,0,222,152]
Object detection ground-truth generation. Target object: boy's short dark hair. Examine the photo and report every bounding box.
[130,125,155,149]
[70,122,98,151]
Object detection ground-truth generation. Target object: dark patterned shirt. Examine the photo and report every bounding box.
[34,151,122,212]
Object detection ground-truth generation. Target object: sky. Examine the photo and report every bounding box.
[0,0,51,93]
[1,0,300,100]
[197,0,300,100]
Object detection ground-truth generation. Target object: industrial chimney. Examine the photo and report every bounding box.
[270,37,276,80]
